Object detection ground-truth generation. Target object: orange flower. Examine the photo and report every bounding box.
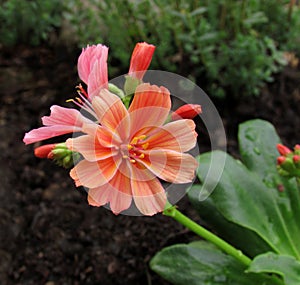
[66,83,198,216]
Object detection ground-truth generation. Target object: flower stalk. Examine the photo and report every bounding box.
[163,204,252,266]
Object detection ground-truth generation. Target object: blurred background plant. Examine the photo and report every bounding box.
[1,0,299,98]
[0,0,64,46]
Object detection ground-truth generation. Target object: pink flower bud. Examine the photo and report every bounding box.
[294,144,300,151]
[34,144,56,159]
[128,42,155,81]
[276,144,292,156]
[171,104,202,121]
[277,156,286,165]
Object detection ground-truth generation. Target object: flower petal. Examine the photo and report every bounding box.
[87,161,132,214]
[131,167,167,216]
[139,150,198,183]
[23,105,90,144]
[70,156,121,188]
[92,89,130,140]
[129,83,171,115]
[88,57,108,99]
[42,105,90,127]
[78,44,108,85]
[136,119,197,152]
[23,125,81,145]
[66,135,118,162]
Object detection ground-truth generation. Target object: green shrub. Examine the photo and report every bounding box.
[0,0,65,46]
[64,0,299,98]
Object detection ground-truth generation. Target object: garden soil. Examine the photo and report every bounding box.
[0,45,299,285]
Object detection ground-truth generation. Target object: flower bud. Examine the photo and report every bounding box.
[276,144,292,156]
[171,104,202,121]
[128,42,155,81]
[34,144,56,159]
[294,144,300,155]
[277,156,286,165]
[293,155,300,168]
[34,143,80,168]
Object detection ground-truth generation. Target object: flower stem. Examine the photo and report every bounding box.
[163,204,252,266]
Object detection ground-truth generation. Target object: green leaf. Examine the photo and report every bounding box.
[189,185,273,257]
[239,119,300,255]
[189,119,300,259]
[248,252,300,285]
[150,241,279,285]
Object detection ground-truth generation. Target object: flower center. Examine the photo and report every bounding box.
[122,135,149,163]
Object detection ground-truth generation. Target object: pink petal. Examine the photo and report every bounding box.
[87,57,108,99]
[139,150,198,184]
[131,167,167,216]
[23,105,91,145]
[42,105,90,127]
[23,125,82,145]
[70,156,121,188]
[66,135,118,162]
[77,44,108,85]
[92,89,130,140]
[87,161,132,214]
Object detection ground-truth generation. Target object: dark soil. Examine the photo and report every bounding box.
[0,44,299,285]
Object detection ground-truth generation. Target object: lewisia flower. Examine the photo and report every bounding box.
[23,42,198,216]
[66,83,198,216]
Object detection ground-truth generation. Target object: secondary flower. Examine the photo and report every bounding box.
[128,42,156,81]
[66,83,198,216]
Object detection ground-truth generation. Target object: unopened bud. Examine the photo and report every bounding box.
[34,143,80,168]
[171,104,202,121]
[34,144,56,159]
[276,144,292,156]
[293,155,300,168]
[294,144,300,155]
[277,156,286,165]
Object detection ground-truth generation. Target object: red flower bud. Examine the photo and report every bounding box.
[34,144,56,159]
[276,144,292,156]
[277,156,286,165]
[293,155,300,164]
[171,104,202,121]
[128,42,156,81]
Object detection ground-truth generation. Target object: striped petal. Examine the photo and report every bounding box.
[135,119,197,152]
[128,84,171,133]
[70,156,121,188]
[88,161,132,214]
[139,150,198,183]
[92,89,130,141]
[131,167,167,216]
[66,135,118,162]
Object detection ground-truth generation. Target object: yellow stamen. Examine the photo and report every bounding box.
[139,153,145,159]
[130,159,136,163]
[66,99,75,103]
[123,155,129,159]
[138,135,147,140]
[142,143,149,150]
[131,137,139,145]
[127,144,134,150]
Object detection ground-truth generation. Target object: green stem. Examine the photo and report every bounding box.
[163,204,252,266]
